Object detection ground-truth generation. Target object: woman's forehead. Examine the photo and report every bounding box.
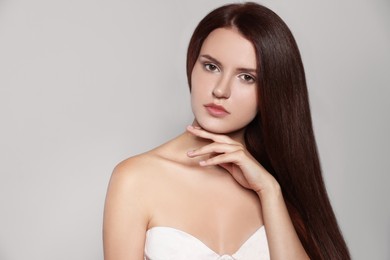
[199,28,257,70]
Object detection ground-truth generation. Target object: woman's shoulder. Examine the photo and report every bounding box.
[112,151,162,180]
[110,142,180,181]
[109,134,188,191]
[105,151,167,210]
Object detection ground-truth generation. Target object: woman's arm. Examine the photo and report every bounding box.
[103,160,149,260]
[186,125,309,260]
[258,183,309,260]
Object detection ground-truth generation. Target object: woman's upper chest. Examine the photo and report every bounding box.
[146,164,263,255]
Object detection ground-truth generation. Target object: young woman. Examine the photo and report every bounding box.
[103,2,350,259]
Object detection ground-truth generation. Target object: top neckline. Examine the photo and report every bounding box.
[146,225,265,256]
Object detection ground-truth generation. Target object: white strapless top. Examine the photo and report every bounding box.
[144,226,270,260]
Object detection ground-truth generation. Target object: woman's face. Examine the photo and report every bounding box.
[191,27,258,134]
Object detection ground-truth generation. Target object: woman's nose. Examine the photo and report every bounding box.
[212,77,231,99]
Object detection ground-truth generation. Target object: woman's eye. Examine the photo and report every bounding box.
[239,74,256,83]
[204,63,219,72]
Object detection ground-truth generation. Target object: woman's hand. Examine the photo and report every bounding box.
[186,125,280,196]
[186,125,310,259]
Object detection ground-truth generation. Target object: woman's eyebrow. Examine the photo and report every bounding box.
[200,54,256,74]
[199,54,223,68]
[237,67,257,74]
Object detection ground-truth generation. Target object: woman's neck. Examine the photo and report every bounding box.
[191,119,246,145]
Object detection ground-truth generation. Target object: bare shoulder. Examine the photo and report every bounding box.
[105,151,162,212]
[107,152,165,199]
[112,152,158,178]
[110,134,185,184]
[103,151,165,259]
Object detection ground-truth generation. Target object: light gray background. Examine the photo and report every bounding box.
[0,0,389,259]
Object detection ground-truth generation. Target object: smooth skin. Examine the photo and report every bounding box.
[103,28,309,259]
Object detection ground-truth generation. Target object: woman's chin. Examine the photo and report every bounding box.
[195,120,245,135]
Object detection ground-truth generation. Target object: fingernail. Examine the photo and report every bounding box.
[187,125,194,130]
[199,160,207,166]
[187,150,194,156]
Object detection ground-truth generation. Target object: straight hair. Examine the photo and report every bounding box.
[186,2,350,259]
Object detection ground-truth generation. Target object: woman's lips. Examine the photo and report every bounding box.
[204,103,230,117]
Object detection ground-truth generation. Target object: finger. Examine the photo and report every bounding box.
[199,150,247,166]
[186,125,239,145]
[187,142,242,158]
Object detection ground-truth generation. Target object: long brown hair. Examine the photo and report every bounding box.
[186,2,350,259]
